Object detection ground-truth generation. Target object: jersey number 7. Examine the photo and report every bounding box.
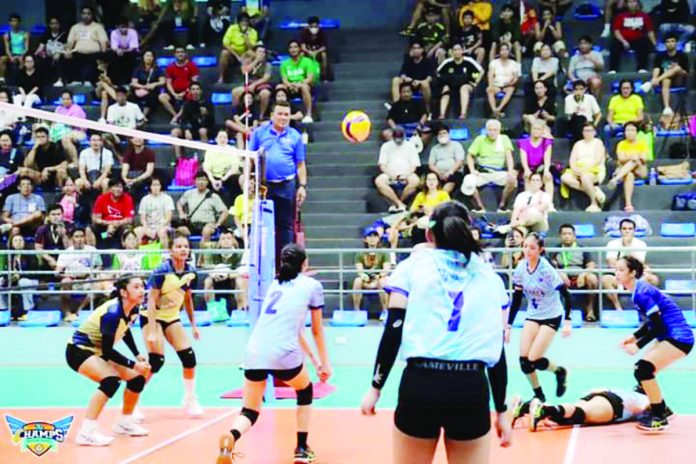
[447,291,464,332]
[263,290,283,314]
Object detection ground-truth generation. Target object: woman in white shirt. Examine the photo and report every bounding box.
[486,43,521,118]
[504,172,552,233]
[560,122,607,212]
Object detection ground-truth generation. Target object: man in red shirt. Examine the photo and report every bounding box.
[609,0,656,73]
[159,47,201,124]
[91,177,134,254]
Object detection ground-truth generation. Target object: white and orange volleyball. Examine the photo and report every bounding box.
[341,110,371,143]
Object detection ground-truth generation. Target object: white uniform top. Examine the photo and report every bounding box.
[386,250,508,367]
[512,257,564,320]
[606,389,650,423]
[245,274,324,370]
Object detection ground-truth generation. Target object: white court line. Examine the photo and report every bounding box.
[117,408,238,464]
[563,425,580,464]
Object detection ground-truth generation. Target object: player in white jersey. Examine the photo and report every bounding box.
[508,232,572,403]
[361,201,512,464]
[217,244,331,464]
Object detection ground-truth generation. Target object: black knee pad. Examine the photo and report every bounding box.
[296,383,314,406]
[98,376,121,398]
[240,407,259,426]
[570,407,586,424]
[520,357,535,374]
[176,348,197,369]
[634,359,656,382]
[532,357,550,371]
[126,375,146,393]
[149,353,165,373]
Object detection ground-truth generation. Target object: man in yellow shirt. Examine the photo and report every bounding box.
[218,13,259,83]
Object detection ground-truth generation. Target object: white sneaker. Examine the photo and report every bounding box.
[75,430,114,446]
[640,81,653,94]
[496,224,512,235]
[53,79,64,87]
[132,408,145,423]
[301,115,314,124]
[379,309,387,322]
[638,69,648,74]
[662,107,674,117]
[184,396,203,418]
[113,419,149,436]
[186,44,195,50]
[601,23,611,38]
[594,187,606,206]
[0,223,12,234]
[685,42,692,53]
[607,70,616,75]
[68,81,82,87]
[98,117,106,124]
[82,81,93,87]
[163,45,175,50]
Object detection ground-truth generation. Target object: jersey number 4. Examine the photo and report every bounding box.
[447,291,464,332]
[263,290,283,314]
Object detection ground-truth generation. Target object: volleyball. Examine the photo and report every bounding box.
[341,110,371,143]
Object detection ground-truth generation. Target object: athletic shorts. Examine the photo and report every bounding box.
[66,343,96,373]
[580,391,623,422]
[395,358,490,441]
[665,338,694,355]
[527,315,562,331]
[139,314,180,331]
[245,364,303,382]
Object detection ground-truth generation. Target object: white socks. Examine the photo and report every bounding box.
[80,419,97,434]
[184,378,196,398]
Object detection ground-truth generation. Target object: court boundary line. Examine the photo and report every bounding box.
[562,425,580,464]
[117,409,238,464]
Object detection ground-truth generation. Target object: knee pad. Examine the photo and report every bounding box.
[520,357,535,374]
[570,407,586,425]
[149,353,165,374]
[98,376,121,398]
[126,375,146,393]
[532,357,550,371]
[634,360,656,382]
[176,348,197,369]
[296,383,314,406]
[240,407,259,426]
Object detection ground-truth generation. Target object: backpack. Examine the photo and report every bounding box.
[604,214,652,237]
[672,192,696,211]
[174,156,199,187]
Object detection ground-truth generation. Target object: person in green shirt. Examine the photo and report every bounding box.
[279,40,315,123]
[352,227,390,313]
[218,12,259,83]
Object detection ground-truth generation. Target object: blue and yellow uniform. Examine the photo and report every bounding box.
[144,259,197,328]
[633,279,694,349]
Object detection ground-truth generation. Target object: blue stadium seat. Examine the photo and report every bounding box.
[181,311,213,327]
[167,181,195,192]
[574,3,603,20]
[617,178,645,186]
[660,223,695,237]
[683,311,696,328]
[18,310,62,328]
[600,310,640,328]
[611,80,647,95]
[53,94,87,105]
[664,279,696,294]
[212,92,233,105]
[330,310,368,327]
[450,127,469,141]
[226,310,250,327]
[608,228,647,238]
[570,309,584,328]
[574,224,596,238]
[192,56,217,67]
[278,18,340,30]
[656,127,689,137]
[156,57,176,67]
[270,54,290,66]
[658,177,693,185]
[0,310,9,327]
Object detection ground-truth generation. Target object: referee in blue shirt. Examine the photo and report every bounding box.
[249,101,308,254]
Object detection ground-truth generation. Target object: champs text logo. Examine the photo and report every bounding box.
[4,415,74,457]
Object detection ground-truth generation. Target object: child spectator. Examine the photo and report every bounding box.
[391,41,435,109]
[415,8,448,65]
[203,130,242,203]
[533,6,567,58]
[226,93,260,149]
[35,17,67,87]
[279,40,316,123]
[161,47,200,125]
[200,228,246,312]
[436,43,484,120]
[642,33,689,116]
[201,2,231,48]
[232,44,272,118]
[300,16,331,81]
[1,13,29,83]
[135,176,175,248]
[171,82,215,159]
[568,36,604,98]
[218,13,259,83]
[12,56,43,109]
[491,4,522,63]
[353,226,390,315]
[0,233,38,321]
[58,178,79,226]
[457,10,486,64]
[609,0,656,74]
[486,43,521,118]
[130,50,166,122]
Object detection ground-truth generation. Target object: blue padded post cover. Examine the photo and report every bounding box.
[660,223,695,238]
[574,224,596,238]
[180,311,212,327]
[226,310,250,327]
[18,310,62,328]
[330,310,368,327]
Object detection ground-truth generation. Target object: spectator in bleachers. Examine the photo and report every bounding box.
[94,59,119,124]
[500,172,551,234]
[490,4,522,63]
[416,8,448,65]
[518,120,556,201]
[1,177,45,237]
[137,0,164,49]
[512,0,539,54]
[65,5,109,86]
[410,172,451,216]
[203,129,242,203]
[218,12,259,83]
[58,177,80,226]
[201,2,231,48]
[1,232,38,320]
[270,87,304,129]
[567,36,604,99]
[352,226,389,312]
[549,224,599,321]
[34,203,69,272]
[643,33,688,116]
[161,0,199,50]
[560,122,607,212]
[135,176,174,248]
[605,79,645,137]
[486,43,521,118]
[602,0,627,38]
[461,119,517,213]
[12,56,43,109]
[121,137,155,192]
[565,80,602,144]
[656,0,694,51]
[1,13,29,84]
[606,122,648,213]
[76,132,114,194]
[388,83,428,130]
[171,81,215,159]
[106,87,145,129]
[108,17,139,86]
[161,46,200,125]
[57,227,102,322]
[130,50,166,121]
[232,44,272,118]
[35,17,68,87]
[300,16,331,82]
[401,0,452,38]
[499,226,526,270]
[374,126,421,212]
[609,0,656,74]
[0,130,23,195]
[279,40,316,123]
[230,176,254,243]
[601,217,660,311]
[530,44,559,96]
[200,227,245,311]
[176,171,229,242]
[457,10,486,64]
[240,0,270,41]
[91,177,135,252]
[428,125,465,194]
[456,0,493,46]
[0,89,19,134]
[523,80,556,136]
[436,43,484,120]
[391,41,434,110]
[226,92,260,149]
[538,0,573,18]
[470,226,495,265]
[54,90,87,167]
[111,228,143,272]
[23,126,68,189]
[533,6,567,59]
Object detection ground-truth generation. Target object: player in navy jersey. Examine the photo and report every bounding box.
[361,201,512,464]
[615,256,694,433]
[218,244,331,464]
[508,233,572,404]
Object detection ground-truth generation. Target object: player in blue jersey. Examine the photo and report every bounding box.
[615,256,694,433]
[508,232,572,403]
[217,244,332,464]
[360,201,512,464]
[65,276,150,446]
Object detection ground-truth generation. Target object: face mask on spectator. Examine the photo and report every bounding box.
[437,134,449,145]
[309,26,319,34]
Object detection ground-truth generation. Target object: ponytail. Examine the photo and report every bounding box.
[622,256,644,279]
[110,276,142,300]
[429,201,480,259]
[277,243,307,283]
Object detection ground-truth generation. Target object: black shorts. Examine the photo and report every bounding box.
[245,364,303,382]
[213,277,235,292]
[580,391,624,422]
[139,314,181,331]
[527,315,562,331]
[444,171,464,186]
[66,343,96,373]
[665,338,694,355]
[395,358,490,441]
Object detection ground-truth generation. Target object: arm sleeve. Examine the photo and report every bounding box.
[635,312,667,348]
[371,308,405,389]
[559,285,572,320]
[507,289,523,325]
[487,348,508,413]
[122,329,140,357]
[101,333,136,368]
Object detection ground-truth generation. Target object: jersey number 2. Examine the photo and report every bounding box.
[263,291,282,314]
[447,291,464,332]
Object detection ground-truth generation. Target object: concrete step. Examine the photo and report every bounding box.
[309,164,376,176]
[327,88,391,101]
[304,199,369,214]
[307,238,365,249]
[308,140,380,153]
[306,188,371,201]
[309,175,375,188]
[308,152,377,164]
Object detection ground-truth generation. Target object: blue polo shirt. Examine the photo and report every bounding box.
[249,122,305,182]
